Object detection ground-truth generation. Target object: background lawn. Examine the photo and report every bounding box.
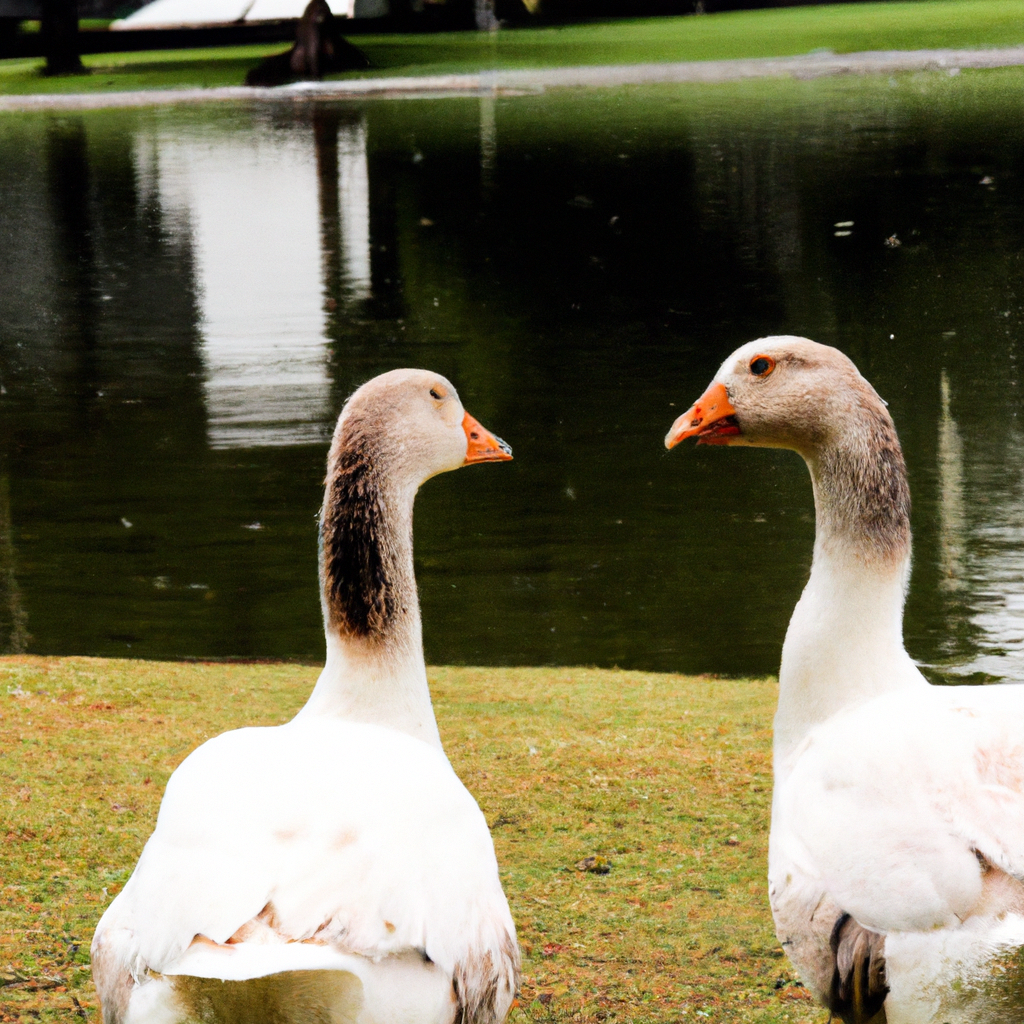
[0,656,820,1024]
[2,0,1024,94]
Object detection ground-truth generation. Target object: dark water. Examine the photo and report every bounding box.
[1,71,1024,677]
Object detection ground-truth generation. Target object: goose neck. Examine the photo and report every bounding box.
[297,444,441,749]
[774,430,924,764]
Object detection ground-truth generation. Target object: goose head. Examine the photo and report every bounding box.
[664,336,887,458]
[665,336,910,563]
[321,369,511,646]
[332,368,512,493]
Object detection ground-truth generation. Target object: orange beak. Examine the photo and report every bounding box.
[463,411,513,464]
[664,381,740,449]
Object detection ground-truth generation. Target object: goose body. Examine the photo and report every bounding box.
[92,370,519,1024]
[667,338,1024,1024]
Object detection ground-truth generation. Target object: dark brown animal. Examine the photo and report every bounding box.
[246,0,369,87]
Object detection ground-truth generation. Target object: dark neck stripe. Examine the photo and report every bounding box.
[320,435,397,640]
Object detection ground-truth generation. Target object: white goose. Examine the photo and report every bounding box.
[92,369,519,1024]
[666,337,1024,1024]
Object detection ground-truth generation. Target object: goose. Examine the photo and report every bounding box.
[665,337,1024,1024]
[91,369,519,1024]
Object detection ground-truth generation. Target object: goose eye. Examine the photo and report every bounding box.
[749,356,775,377]
[429,388,442,400]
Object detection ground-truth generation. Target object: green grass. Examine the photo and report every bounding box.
[3,0,1024,94]
[0,656,820,1024]
[0,44,288,94]
[16,19,116,32]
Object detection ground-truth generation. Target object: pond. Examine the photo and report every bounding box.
[1,70,1024,679]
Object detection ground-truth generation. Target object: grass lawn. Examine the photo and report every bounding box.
[2,0,1024,94]
[0,656,819,1024]
[16,20,116,32]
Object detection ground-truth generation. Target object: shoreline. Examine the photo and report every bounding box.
[0,653,766,677]
[2,44,1024,110]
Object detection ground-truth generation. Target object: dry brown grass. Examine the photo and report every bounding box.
[0,657,823,1023]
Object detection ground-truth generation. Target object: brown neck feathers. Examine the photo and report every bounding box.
[319,426,407,641]
[815,398,911,564]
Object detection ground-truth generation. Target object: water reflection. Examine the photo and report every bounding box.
[0,476,28,654]
[948,419,1024,682]
[136,123,333,447]
[2,76,1024,674]
[936,371,966,597]
[337,118,373,301]
[480,94,497,195]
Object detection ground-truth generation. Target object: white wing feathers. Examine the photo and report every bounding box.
[777,683,1024,934]
[95,719,517,1007]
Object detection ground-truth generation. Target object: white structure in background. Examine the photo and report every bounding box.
[134,118,372,449]
[111,0,388,29]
